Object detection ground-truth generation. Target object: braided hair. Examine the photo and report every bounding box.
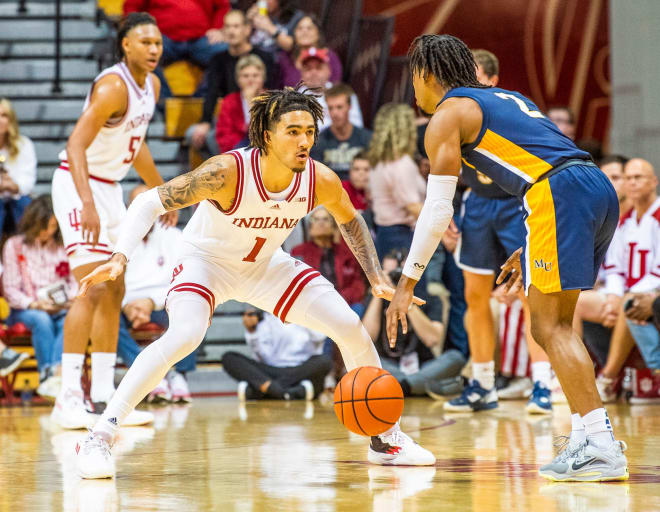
[115,12,158,60]
[408,34,489,89]
[248,86,325,154]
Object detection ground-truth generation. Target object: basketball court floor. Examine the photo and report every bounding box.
[2,397,659,511]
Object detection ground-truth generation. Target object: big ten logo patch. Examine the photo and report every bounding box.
[171,263,183,283]
[68,208,82,231]
[534,259,552,272]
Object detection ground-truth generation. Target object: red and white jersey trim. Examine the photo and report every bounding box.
[207,150,246,215]
[273,267,321,322]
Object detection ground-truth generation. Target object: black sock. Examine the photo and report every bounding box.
[264,381,286,399]
[400,379,412,397]
[286,385,307,400]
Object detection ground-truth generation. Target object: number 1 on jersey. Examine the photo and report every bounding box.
[243,236,267,262]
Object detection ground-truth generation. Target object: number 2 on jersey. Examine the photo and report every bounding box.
[123,135,142,164]
[243,237,267,262]
[494,92,544,118]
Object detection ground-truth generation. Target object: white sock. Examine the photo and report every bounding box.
[583,408,615,449]
[90,352,117,403]
[570,412,586,446]
[472,361,495,390]
[61,353,84,393]
[531,361,552,389]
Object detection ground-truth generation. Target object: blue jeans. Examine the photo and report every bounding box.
[8,309,65,375]
[117,309,196,373]
[375,224,413,260]
[441,247,469,358]
[0,196,31,234]
[626,320,660,369]
[156,34,228,100]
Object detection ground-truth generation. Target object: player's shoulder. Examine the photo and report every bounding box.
[311,159,343,205]
[149,72,161,99]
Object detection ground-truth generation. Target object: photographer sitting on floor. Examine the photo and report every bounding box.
[361,249,466,397]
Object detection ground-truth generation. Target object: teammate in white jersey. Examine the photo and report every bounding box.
[51,13,177,429]
[74,87,436,478]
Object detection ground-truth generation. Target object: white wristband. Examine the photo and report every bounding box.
[402,174,458,281]
[113,187,167,260]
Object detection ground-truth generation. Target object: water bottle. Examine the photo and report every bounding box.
[257,0,268,16]
[20,379,33,405]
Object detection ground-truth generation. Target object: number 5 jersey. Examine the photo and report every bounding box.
[52,62,155,268]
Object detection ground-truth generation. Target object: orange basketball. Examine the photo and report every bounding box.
[333,366,404,436]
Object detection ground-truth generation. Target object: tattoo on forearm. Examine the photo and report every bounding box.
[339,215,383,284]
[158,159,227,210]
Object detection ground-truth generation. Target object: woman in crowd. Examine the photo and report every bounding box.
[2,196,77,398]
[215,55,267,153]
[277,14,342,88]
[367,103,425,258]
[0,98,36,235]
[247,0,305,54]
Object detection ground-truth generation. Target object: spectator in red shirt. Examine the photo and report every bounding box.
[291,207,365,315]
[215,54,266,153]
[342,152,370,212]
[123,0,231,98]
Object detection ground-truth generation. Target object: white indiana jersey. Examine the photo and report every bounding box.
[604,198,660,296]
[58,61,155,181]
[182,147,316,265]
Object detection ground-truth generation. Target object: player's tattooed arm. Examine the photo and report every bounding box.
[157,155,236,210]
[338,214,386,285]
[313,163,387,286]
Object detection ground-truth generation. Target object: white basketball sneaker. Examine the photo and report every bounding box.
[77,432,116,479]
[368,425,436,466]
[51,388,95,429]
[88,401,155,427]
[168,371,192,403]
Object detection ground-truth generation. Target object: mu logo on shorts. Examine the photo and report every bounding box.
[534,259,552,272]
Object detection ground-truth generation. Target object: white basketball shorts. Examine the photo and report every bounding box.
[52,167,126,269]
[166,245,336,325]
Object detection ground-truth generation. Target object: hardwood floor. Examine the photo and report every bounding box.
[1,397,659,511]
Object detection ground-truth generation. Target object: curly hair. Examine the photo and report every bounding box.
[408,34,489,89]
[248,85,324,154]
[367,103,417,167]
[0,98,21,159]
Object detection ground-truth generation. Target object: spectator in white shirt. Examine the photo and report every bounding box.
[299,47,363,130]
[0,98,36,235]
[594,158,660,401]
[116,185,195,403]
[222,307,332,400]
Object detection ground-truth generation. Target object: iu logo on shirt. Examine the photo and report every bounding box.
[626,242,652,288]
[171,263,183,283]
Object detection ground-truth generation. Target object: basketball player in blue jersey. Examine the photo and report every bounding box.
[387,34,627,481]
[445,49,554,415]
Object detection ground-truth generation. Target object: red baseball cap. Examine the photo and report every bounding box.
[300,47,330,65]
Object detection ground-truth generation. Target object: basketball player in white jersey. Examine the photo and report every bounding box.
[51,13,177,429]
[74,87,436,478]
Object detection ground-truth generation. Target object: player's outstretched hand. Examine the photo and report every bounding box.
[159,210,178,228]
[371,281,426,307]
[78,253,127,296]
[496,247,523,294]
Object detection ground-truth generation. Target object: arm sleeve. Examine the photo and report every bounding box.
[113,188,167,260]
[1,238,34,309]
[402,175,458,281]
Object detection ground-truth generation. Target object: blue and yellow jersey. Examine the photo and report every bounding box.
[439,87,590,198]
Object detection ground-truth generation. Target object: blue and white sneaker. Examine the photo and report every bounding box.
[443,379,498,412]
[539,439,629,481]
[526,381,553,414]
